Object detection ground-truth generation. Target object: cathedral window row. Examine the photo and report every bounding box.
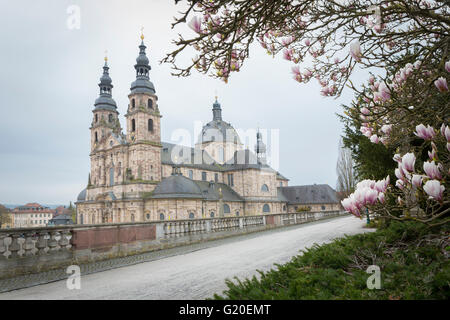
[130,98,154,110]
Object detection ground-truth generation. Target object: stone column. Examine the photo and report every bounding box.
[0,234,7,260]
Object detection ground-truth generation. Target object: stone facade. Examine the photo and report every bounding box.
[76,36,340,224]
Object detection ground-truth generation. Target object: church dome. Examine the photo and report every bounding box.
[199,120,241,144]
[77,188,87,201]
[152,174,203,199]
[198,98,241,144]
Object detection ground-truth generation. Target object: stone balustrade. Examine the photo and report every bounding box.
[0,211,347,281]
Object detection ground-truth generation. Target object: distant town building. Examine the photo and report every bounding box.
[0,204,13,229]
[11,203,54,228]
[48,214,74,226]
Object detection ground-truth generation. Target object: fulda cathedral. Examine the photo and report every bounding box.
[75,35,340,224]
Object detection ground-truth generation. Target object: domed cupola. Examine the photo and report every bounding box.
[199,97,241,145]
[94,58,118,112]
[130,33,155,95]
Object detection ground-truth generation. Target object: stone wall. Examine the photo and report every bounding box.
[0,211,347,285]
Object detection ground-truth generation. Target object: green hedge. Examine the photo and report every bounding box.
[214,221,449,300]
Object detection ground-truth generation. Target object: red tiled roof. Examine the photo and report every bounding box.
[12,203,55,214]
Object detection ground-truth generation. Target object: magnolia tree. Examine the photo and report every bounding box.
[164,0,449,224]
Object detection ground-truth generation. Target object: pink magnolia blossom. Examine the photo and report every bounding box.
[434,77,448,92]
[304,39,311,46]
[350,41,362,62]
[445,61,450,73]
[377,82,391,102]
[414,124,436,140]
[283,48,293,61]
[378,192,385,203]
[370,135,379,144]
[381,124,392,135]
[393,154,402,163]
[373,24,383,34]
[423,180,445,201]
[291,65,301,76]
[375,176,389,193]
[395,167,405,181]
[423,161,442,180]
[443,125,450,142]
[361,107,370,115]
[428,149,436,161]
[401,153,416,173]
[412,175,423,188]
[365,188,379,205]
[303,69,313,78]
[395,179,405,190]
[188,16,203,34]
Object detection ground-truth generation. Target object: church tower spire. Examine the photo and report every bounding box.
[90,55,120,152]
[212,96,222,121]
[255,128,267,165]
[125,31,162,183]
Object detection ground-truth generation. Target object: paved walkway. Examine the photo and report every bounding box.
[0,216,370,300]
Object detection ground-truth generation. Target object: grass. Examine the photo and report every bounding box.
[214,220,450,300]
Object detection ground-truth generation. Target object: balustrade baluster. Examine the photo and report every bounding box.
[0,234,7,260]
[48,231,61,252]
[23,232,35,256]
[59,230,72,250]
[9,233,21,258]
[36,232,49,255]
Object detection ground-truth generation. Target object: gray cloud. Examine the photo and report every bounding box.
[0,0,360,204]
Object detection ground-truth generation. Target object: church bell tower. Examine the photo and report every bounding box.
[125,31,162,182]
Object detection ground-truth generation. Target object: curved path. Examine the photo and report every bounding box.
[0,216,370,300]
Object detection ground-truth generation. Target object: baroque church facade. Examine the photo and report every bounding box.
[75,36,340,225]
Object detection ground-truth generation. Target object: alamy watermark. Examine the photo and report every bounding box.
[67,5,81,30]
[66,265,81,290]
[366,265,381,290]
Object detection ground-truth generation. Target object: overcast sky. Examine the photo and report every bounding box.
[0,0,363,205]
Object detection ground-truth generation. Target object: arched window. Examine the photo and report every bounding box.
[95,114,98,123]
[109,167,114,186]
[146,214,150,220]
[236,211,240,217]
[321,205,326,210]
[131,99,135,108]
[261,184,269,192]
[210,212,215,218]
[108,114,113,123]
[283,205,287,211]
[95,132,98,142]
[218,147,224,162]
[263,204,270,213]
[148,99,153,109]
[131,119,136,132]
[189,212,195,219]
[148,119,153,132]
[131,214,135,222]
[189,170,193,179]
[223,204,230,214]
[80,214,84,225]
[159,213,165,221]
